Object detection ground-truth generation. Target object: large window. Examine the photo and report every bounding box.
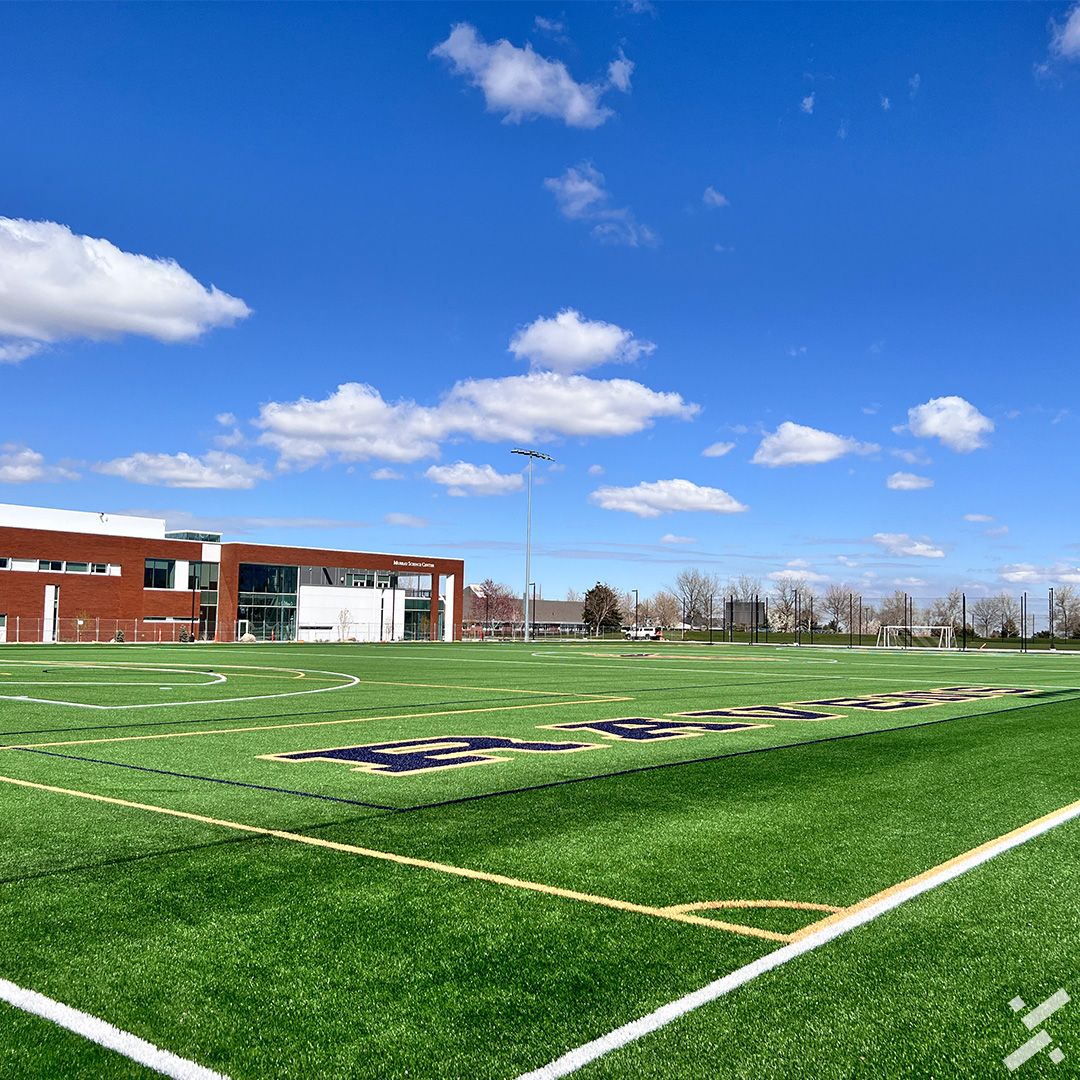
[237,563,298,641]
[144,558,175,589]
[188,562,220,591]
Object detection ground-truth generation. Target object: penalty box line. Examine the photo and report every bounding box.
[516,796,1080,1080]
[0,773,787,943]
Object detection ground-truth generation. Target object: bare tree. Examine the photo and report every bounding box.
[673,568,711,627]
[636,595,657,626]
[337,608,352,641]
[1054,584,1079,638]
[565,587,583,603]
[877,590,910,629]
[821,584,851,632]
[769,577,800,632]
[725,574,763,602]
[651,590,680,628]
[997,592,1019,637]
[475,579,518,629]
[926,588,964,630]
[971,596,1000,638]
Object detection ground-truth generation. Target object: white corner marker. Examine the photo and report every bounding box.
[0,978,228,1080]
[517,798,1080,1080]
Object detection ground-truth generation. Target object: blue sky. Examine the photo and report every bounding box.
[1,2,1078,600]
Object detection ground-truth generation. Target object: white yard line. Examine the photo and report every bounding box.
[516,797,1080,1080]
[0,978,228,1080]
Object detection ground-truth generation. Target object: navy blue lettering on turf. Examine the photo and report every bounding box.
[676,705,838,722]
[799,686,1038,712]
[265,735,602,776]
[543,718,767,742]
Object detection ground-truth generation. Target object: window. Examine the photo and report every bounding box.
[66,562,89,574]
[39,560,63,572]
[91,563,108,575]
[144,558,175,589]
[345,570,375,588]
[0,557,9,570]
[188,562,220,591]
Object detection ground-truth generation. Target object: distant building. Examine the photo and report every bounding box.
[462,583,585,636]
[0,503,463,643]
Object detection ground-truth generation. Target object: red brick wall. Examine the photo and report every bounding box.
[0,528,202,628]
[0,529,465,641]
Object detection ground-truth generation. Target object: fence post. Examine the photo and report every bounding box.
[962,594,967,651]
[1049,587,1055,650]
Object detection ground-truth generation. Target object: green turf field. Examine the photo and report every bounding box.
[1,641,1077,1078]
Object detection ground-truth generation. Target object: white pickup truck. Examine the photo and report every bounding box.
[623,626,662,641]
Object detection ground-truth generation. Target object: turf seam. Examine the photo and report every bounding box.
[394,691,1080,815]
[9,746,399,811]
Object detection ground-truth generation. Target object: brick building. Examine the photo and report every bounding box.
[0,504,463,644]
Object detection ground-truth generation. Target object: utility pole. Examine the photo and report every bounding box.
[511,448,553,643]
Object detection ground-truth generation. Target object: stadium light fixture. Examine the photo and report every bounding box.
[511,448,554,643]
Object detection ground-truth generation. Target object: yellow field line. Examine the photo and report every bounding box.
[360,680,615,698]
[0,773,784,941]
[790,795,1080,942]
[4,697,632,750]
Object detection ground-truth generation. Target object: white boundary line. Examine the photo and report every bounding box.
[516,798,1080,1080]
[0,662,359,710]
[0,977,228,1079]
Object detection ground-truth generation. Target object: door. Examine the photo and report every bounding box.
[42,585,59,644]
[0,615,6,644]
[236,619,249,640]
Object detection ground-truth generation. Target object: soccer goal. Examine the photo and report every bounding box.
[876,624,955,649]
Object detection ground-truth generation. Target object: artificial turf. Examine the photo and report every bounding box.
[0,641,1077,1077]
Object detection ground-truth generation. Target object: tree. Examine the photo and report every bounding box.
[997,592,1019,637]
[583,582,622,634]
[651,590,680,628]
[724,575,763,602]
[821,585,852,633]
[926,588,964,630]
[970,596,1000,638]
[769,577,800,632]
[877,590,910,629]
[673,568,711,627]
[475,579,517,629]
[565,587,583,603]
[337,608,352,642]
[1054,584,1080,638]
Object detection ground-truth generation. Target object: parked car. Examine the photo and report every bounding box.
[623,626,662,641]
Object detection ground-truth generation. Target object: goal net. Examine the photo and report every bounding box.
[876,625,955,649]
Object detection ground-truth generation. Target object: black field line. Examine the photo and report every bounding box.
[0,833,268,888]
[10,747,400,811]
[394,691,1080,815]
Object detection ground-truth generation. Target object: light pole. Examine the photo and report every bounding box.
[633,588,639,631]
[511,447,553,643]
[530,582,537,640]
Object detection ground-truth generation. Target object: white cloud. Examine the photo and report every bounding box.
[544,164,657,247]
[0,444,78,483]
[986,525,1009,537]
[384,512,428,528]
[1049,4,1080,62]
[703,186,729,208]
[215,412,238,427]
[886,471,934,491]
[801,93,815,114]
[713,243,735,254]
[872,532,945,559]
[0,218,249,359]
[96,451,268,489]
[431,24,624,128]
[509,309,654,373]
[837,555,860,568]
[533,16,566,37]
[752,421,879,467]
[371,468,403,481]
[0,341,43,364]
[999,563,1044,585]
[963,513,993,523]
[909,73,921,98]
[257,373,697,468]
[768,568,831,583]
[881,95,891,111]
[660,533,697,545]
[425,461,523,497]
[837,119,848,140]
[589,478,747,518]
[891,448,931,465]
[893,577,927,588]
[608,49,634,93]
[587,464,605,476]
[907,395,993,452]
[702,441,735,458]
